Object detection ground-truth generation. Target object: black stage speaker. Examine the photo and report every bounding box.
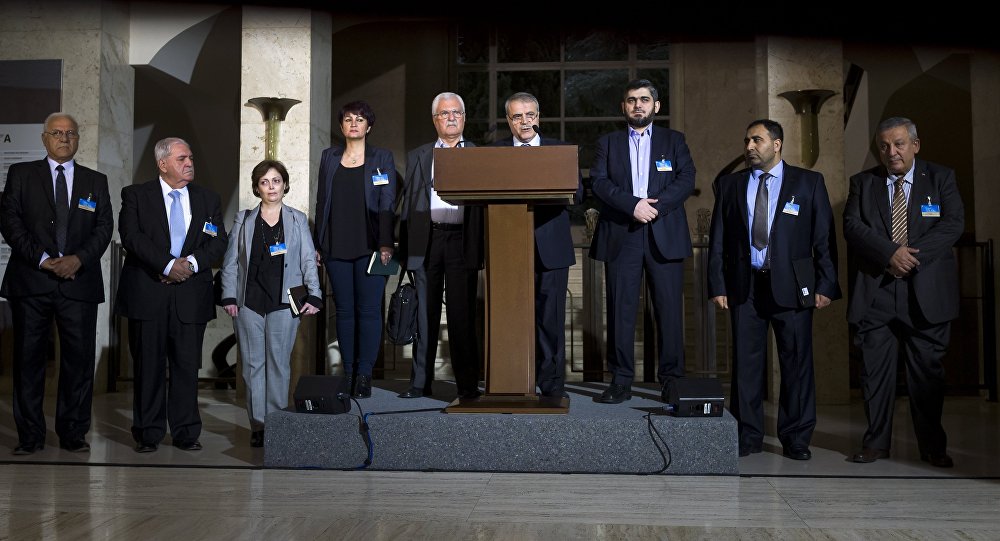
[293,375,351,414]
[666,378,724,417]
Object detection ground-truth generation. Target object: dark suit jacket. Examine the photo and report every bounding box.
[0,159,113,303]
[491,136,584,270]
[399,141,484,270]
[707,163,841,308]
[314,145,396,258]
[589,126,695,261]
[843,158,964,324]
[116,179,228,323]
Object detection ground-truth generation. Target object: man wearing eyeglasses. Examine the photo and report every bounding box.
[0,113,113,455]
[397,92,484,399]
[590,79,696,404]
[490,92,584,398]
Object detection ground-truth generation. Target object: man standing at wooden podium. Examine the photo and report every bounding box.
[398,92,484,400]
[589,79,696,404]
[491,92,583,398]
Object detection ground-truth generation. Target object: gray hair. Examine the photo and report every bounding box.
[876,117,918,141]
[504,92,539,116]
[43,112,78,131]
[430,92,466,116]
[154,137,190,162]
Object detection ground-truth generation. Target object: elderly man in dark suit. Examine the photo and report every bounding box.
[589,79,695,404]
[0,112,113,455]
[490,92,583,398]
[116,137,228,453]
[708,119,840,460]
[397,92,484,399]
[844,117,964,468]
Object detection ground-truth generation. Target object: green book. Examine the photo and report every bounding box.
[367,251,400,276]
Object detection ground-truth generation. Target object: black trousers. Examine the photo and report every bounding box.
[535,265,569,395]
[855,276,949,455]
[729,270,816,450]
[10,290,97,445]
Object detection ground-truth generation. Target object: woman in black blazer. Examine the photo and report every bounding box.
[315,101,396,398]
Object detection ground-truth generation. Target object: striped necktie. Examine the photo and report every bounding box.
[891,177,907,246]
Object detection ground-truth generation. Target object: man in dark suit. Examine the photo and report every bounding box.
[707,119,840,460]
[397,92,484,399]
[116,137,227,453]
[491,92,584,398]
[844,117,963,468]
[0,112,113,455]
[589,79,695,404]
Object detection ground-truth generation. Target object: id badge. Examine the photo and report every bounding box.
[269,242,288,256]
[372,168,389,186]
[77,197,96,212]
[202,222,218,237]
[655,159,672,172]
[921,204,941,217]
[782,201,800,216]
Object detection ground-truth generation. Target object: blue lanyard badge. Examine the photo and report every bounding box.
[202,221,218,237]
[269,242,288,256]
[655,159,672,172]
[372,168,389,186]
[77,194,96,212]
[782,196,800,216]
[921,196,940,217]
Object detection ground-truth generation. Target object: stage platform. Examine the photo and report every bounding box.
[264,382,738,475]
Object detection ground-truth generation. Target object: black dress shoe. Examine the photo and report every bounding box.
[921,452,954,468]
[134,442,158,453]
[782,446,812,460]
[175,440,203,451]
[353,375,372,398]
[852,447,889,463]
[542,389,570,398]
[739,444,762,457]
[60,439,90,453]
[422,386,434,397]
[597,383,631,404]
[12,442,44,455]
[250,430,265,448]
[398,388,424,398]
[459,389,482,399]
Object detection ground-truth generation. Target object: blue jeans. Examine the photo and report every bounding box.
[325,256,387,377]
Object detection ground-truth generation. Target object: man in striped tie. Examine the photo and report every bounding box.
[844,117,965,468]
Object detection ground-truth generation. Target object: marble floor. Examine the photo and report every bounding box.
[1,383,999,540]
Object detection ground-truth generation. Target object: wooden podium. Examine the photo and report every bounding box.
[433,145,579,414]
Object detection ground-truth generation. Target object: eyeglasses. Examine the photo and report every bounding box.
[508,112,538,123]
[433,109,465,119]
[45,130,80,140]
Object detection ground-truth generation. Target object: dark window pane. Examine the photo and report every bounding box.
[497,30,559,63]
[457,24,490,64]
[565,70,628,117]
[637,39,670,61]
[637,68,670,116]
[456,71,490,120]
[565,121,624,170]
[496,71,560,118]
[565,30,627,61]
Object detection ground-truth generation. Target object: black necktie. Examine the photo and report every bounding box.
[752,173,770,250]
[521,143,530,147]
[55,165,69,254]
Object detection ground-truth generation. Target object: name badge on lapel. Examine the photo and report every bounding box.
[269,242,288,256]
[782,196,800,216]
[77,193,96,212]
[372,168,389,186]
[921,196,941,217]
[202,221,218,237]
[655,159,672,172]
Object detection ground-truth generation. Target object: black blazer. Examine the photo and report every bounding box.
[0,159,113,303]
[399,141,484,270]
[314,145,396,258]
[491,136,584,270]
[589,126,695,262]
[843,158,964,324]
[116,179,228,323]
[707,163,840,308]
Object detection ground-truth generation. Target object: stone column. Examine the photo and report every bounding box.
[755,37,849,405]
[239,7,332,392]
[0,0,133,393]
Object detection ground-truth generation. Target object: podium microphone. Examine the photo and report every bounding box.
[532,124,541,134]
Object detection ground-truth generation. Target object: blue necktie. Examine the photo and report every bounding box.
[168,190,185,258]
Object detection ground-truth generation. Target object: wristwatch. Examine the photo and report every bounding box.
[188,262,195,272]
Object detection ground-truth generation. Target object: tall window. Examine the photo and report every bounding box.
[454,25,671,171]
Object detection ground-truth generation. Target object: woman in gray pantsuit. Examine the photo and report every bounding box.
[220,160,322,447]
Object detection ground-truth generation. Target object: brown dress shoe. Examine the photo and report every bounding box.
[852,447,890,463]
[921,453,954,468]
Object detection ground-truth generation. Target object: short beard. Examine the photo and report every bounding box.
[627,113,654,129]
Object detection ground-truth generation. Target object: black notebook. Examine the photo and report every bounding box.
[287,285,309,317]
